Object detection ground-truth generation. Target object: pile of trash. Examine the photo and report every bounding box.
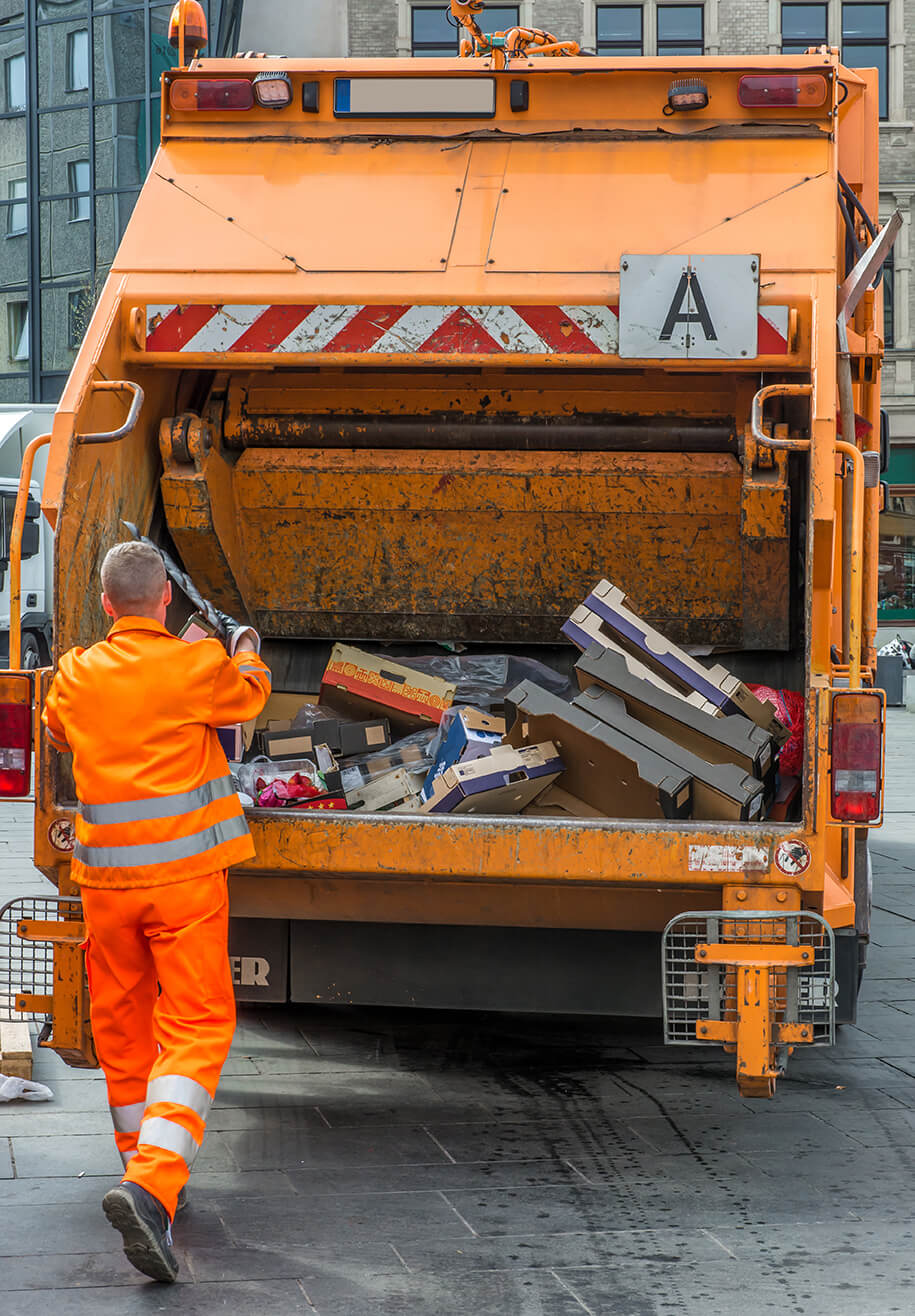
[226,579,800,822]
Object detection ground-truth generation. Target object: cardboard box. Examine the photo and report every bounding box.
[569,684,765,822]
[286,714,391,759]
[344,766,424,813]
[563,612,719,716]
[420,742,563,815]
[321,645,456,733]
[562,580,789,742]
[243,693,319,752]
[521,785,607,819]
[421,707,506,802]
[505,681,693,820]
[574,643,776,791]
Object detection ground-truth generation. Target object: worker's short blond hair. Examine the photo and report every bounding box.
[100,541,167,613]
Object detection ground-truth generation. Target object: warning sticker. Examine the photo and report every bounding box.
[688,844,769,873]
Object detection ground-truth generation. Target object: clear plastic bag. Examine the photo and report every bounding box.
[342,728,438,783]
[405,654,572,711]
[237,756,325,807]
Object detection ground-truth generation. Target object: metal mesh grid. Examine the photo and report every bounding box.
[662,910,835,1050]
[0,896,84,1024]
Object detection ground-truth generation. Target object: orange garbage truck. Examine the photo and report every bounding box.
[0,8,897,1096]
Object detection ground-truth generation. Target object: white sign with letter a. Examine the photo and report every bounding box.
[619,253,759,359]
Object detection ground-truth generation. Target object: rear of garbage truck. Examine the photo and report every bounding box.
[0,37,894,1095]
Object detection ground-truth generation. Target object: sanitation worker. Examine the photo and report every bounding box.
[41,540,271,1283]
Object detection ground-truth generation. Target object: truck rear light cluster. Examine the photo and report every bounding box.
[0,674,32,797]
[168,73,293,113]
[830,692,883,823]
[169,78,255,111]
[738,74,828,108]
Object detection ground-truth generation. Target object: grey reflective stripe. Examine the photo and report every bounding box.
[238,665,268,677]
[110,1100,146,1133]
[74,813,249,869]
[138,1115,201,1168]
[80,774,236,826]
[146,1074,212,1122]
[120,1148,138,1168]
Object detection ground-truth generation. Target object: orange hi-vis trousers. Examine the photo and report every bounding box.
[81,871,236,1220]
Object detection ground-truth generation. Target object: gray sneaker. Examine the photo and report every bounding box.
[176,1184,188,1213]
[102,1182,178,1283]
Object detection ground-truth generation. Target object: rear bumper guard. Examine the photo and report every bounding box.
[662,910,835,1098]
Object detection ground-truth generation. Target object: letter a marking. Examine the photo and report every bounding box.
[659,270,718,343]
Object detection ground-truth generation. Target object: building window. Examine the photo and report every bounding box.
[842,3,888,119]
[657,5,704,53]
[68,289,88,349]
[66,30,89,94]
[596,6,644,54]
[7,180,27,237]
[68,161,90,221]
[781,2,828,51]
[883,244,894,349]
[8,302,29,362]
[410,4,520,55]
[4,53,26,112]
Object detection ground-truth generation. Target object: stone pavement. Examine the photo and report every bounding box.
[2,717,915,1314]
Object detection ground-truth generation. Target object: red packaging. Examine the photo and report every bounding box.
[748,685,805,777]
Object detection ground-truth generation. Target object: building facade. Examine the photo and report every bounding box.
[3,0,914,623]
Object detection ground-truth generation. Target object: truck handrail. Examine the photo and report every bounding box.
[77,380,144,445]
[8,433,51,671]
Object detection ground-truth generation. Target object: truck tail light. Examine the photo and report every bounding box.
[738,74,828,108]
[0,674,32,797]
[831,692,883,822]
[253,72,293,108]
[169,78,254,112]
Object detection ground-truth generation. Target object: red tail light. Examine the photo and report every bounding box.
[169,78,254,112]
[0,674,32,797]
[738,74,828,108]
[831,692,883,822]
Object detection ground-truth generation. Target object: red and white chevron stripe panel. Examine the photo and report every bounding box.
[144,303,790,357]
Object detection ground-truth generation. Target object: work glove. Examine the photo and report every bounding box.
[213,608,261,655]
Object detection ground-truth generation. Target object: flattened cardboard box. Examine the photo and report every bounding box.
[420,742,563,815]
[243,692,318,752]
[321,644,456,733]
[574,643,776,793]
[563,580,789,743]
[344,766,422,813]
[571,685,765,822]
[421,707,506,802]
[505,681,692,821]
[522,784,607,819]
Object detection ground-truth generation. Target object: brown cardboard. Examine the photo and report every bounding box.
[574,644,775,790]
[419,742,562,815]
[521,785,607,819]
[569,685,764,822]
[505,681,693,821]
[344,767,422,812]
[565,580,789,743]
[243,693,318,751]
[321,644,456,733]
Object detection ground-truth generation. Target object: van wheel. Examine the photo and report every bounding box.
[20,633,41,669]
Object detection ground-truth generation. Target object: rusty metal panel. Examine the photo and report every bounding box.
[168,447,791,646]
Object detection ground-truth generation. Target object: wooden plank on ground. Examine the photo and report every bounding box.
[0,1018,33,1080]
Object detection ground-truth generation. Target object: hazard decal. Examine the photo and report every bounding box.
[619,254,761,360]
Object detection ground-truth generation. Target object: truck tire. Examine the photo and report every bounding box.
[20,632,41,670]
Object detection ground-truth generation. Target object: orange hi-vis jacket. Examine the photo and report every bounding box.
[42,617,271,889]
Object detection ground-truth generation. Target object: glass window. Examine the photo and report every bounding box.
[94,12,147,101]
[0,218,28,283]
[842,3,888,118]
[95,189,139,268]
[883,245,894,349]
[596,6,643,54]
[67,160,90,221]
[781,2,828,51]
[879,509,915,619]
[657,5,704,53]
[4,52,25,111]
[66,29,89,92]
[6,180,26,236]
[411,4,519,55]
[68,285,93,348]
[94,101,145,189]
[7,300,28,361]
